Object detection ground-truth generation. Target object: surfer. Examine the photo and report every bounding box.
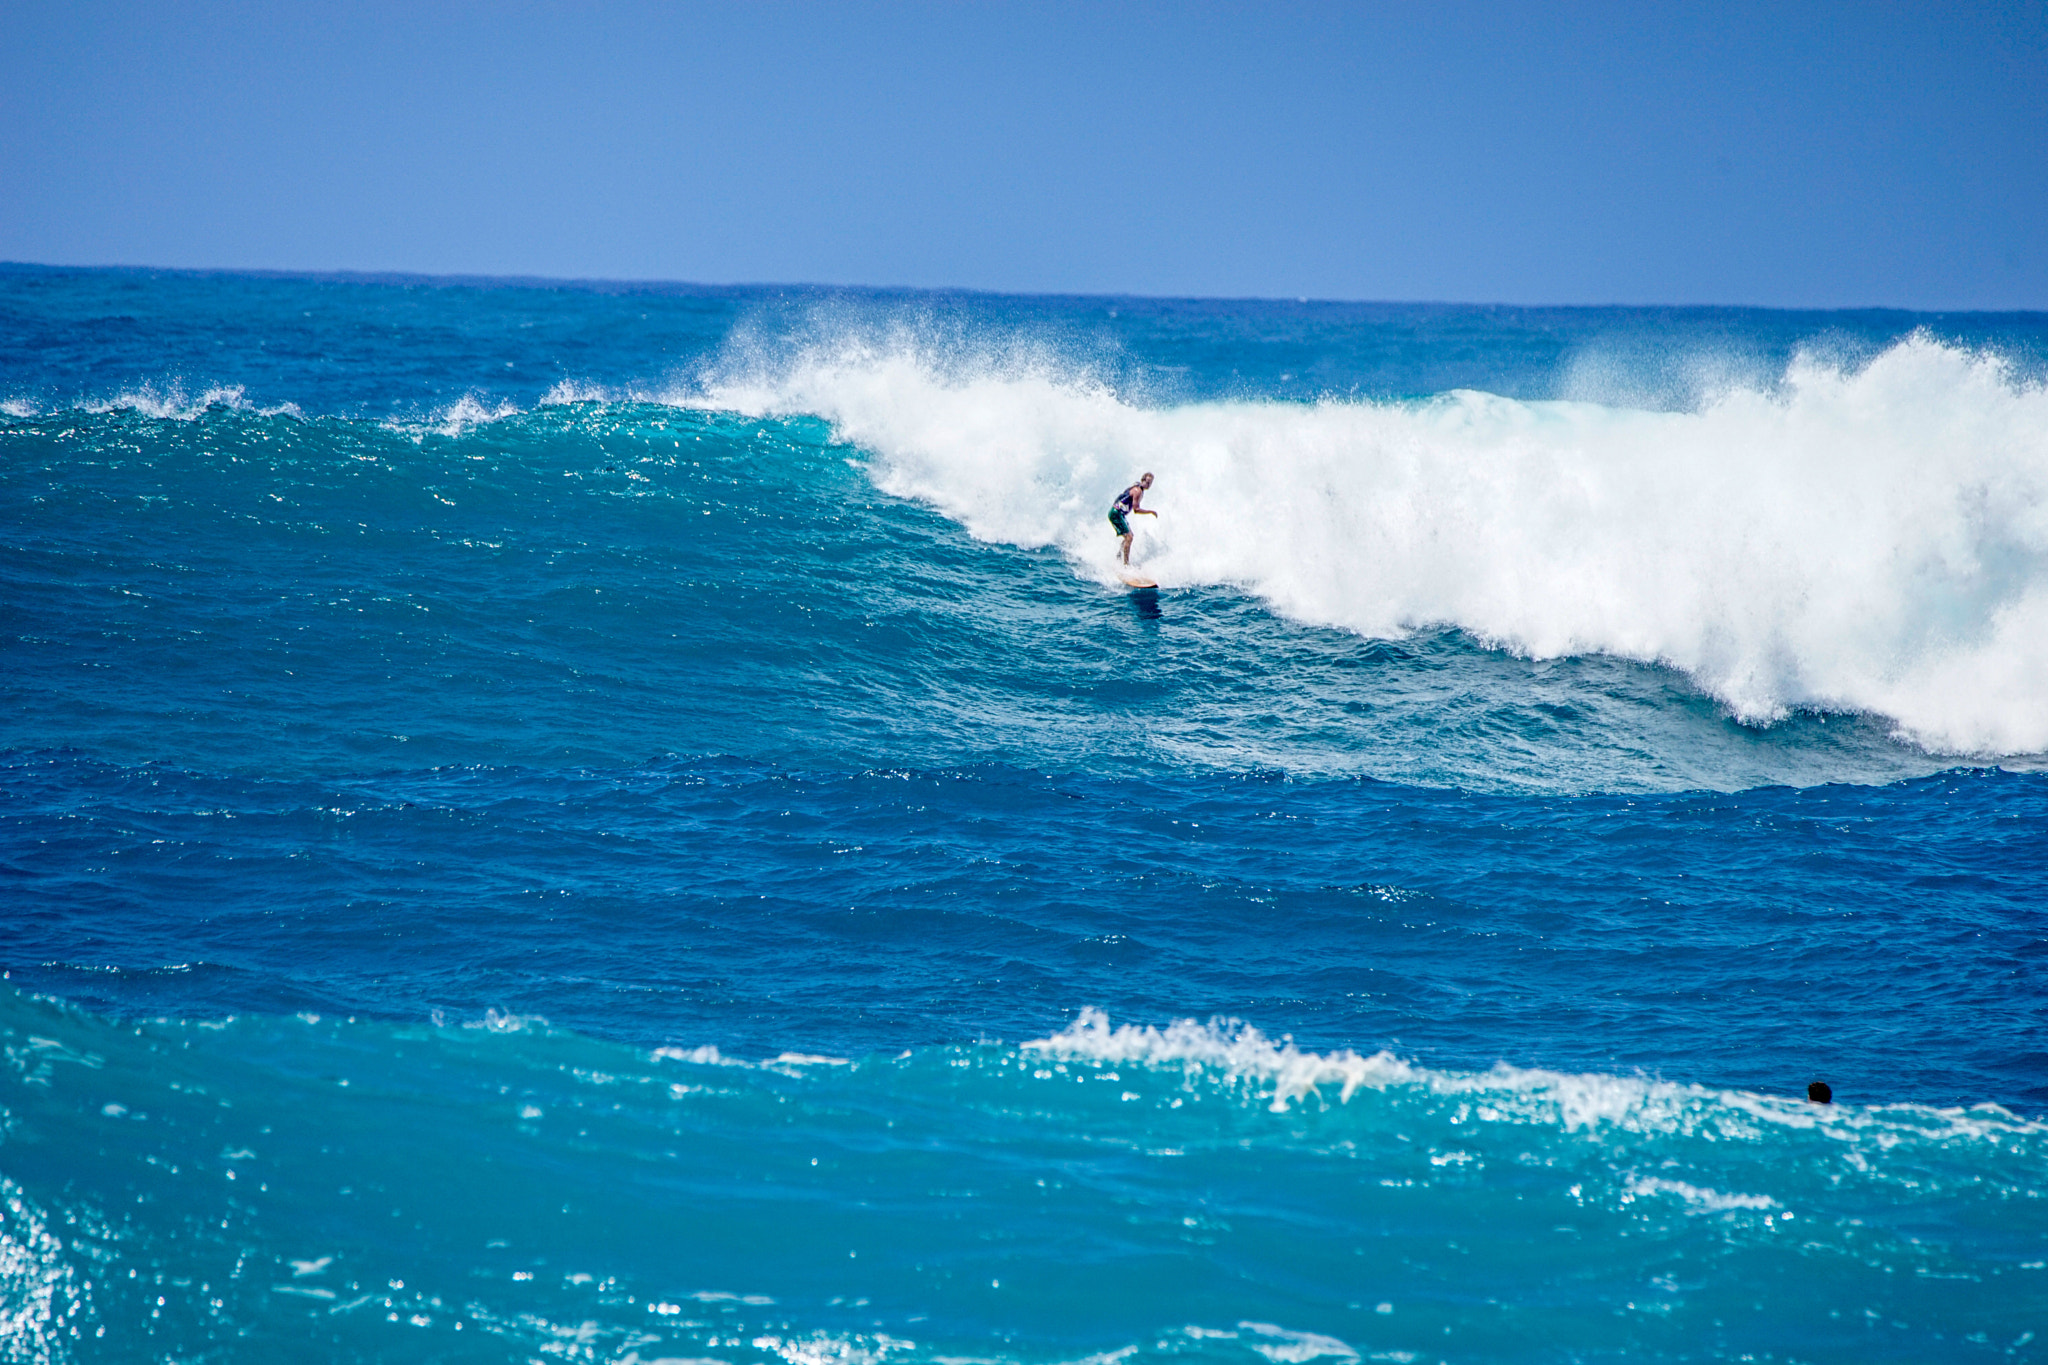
[1108,473,1157,565]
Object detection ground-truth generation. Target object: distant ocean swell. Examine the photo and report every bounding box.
[2,992,2040,1364]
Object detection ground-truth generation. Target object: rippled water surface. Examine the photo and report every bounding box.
[3,266,2045,1363]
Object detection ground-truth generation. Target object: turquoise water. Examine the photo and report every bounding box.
[2,266,2045,1362]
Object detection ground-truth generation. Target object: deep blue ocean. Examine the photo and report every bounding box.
[2,264,2045,1363]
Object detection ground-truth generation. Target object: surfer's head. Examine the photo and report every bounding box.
[1140,472,1154,487]
[1807,1081,1832,1104]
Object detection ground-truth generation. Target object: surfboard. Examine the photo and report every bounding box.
[1117,571,1158,589]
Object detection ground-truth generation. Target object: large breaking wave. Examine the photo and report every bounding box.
[693,332,2048,757]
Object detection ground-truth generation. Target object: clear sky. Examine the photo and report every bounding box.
[3,0,2044,308]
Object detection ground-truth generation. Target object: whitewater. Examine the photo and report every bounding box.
[2,266,2044,1364]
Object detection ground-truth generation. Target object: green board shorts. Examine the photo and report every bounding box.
[1108,508,1131,536]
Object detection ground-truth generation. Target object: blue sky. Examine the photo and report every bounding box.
[4,0,2043,308]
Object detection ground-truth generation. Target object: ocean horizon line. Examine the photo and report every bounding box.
[6,257,2045,319]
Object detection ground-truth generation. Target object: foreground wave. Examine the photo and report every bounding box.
[3,991,2040,1365]
[8,750,2041,1108]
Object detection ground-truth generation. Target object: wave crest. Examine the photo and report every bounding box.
[1025,1010,2041,1143]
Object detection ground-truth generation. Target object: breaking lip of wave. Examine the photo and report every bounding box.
[0,385,524,434]
[0,381,305,422]
[1019,1009,2042,1140]
[391,391,524,437]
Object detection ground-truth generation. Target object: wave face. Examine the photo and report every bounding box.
[0,396,1968,792]
[4,267,2048,1363]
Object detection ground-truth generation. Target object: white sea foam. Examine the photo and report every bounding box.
[463,1008,550,1034]
[378,392,525,439]
[81,382,255,421]
[10,388,299,422]
[1622,1177,1778,1213]
[1233,1322,1359,1364]
[1024,1010,2045,1144]
[694,332,2048,756]
[752,1332,916,1365]
[651,1044,850,1073]
[540,378,620,406]
[420,393,523,437]
[1024,1009,1413,1113]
